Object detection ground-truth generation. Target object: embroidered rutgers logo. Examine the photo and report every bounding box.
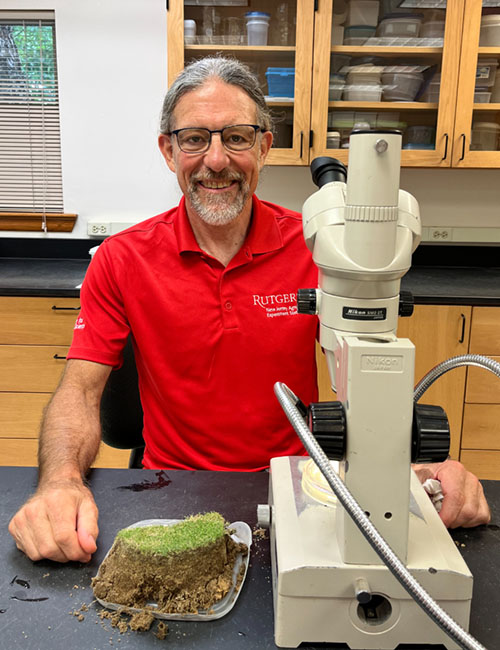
[252,293,298,318]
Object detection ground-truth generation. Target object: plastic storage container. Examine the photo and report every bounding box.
[245,11,270,46]
[326,131,341,148]
[470,122,500,150]
[329,74,346,100]
[491,70,500,102]
[420,20,445,38]
[347,65,382,85]
[404,125,436,146]
[476,59,499,88]
[343,84,383,101]
[376,13,423,37]
[381,71,423,101]
[345,0,380,27]
[420,72,441,102]
[343,25,376,44]
[474,89,492,103]
[265,67,295,98]
[479,14,500,46]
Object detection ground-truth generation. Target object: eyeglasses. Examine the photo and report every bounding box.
[168,124,266,154]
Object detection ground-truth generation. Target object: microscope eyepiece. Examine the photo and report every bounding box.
[310,157,347,188]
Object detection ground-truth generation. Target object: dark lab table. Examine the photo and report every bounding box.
[1,467,499,650]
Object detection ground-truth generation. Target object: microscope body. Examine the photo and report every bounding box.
[268,132,472,648]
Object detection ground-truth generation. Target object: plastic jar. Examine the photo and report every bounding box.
[245,12,270,46]
[184,19,196,44]
[470,122,500,151]
[479,15,500,46]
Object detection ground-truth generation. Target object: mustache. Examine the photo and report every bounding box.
[190,169,245,185]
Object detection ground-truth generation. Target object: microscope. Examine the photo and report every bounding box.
[267,131,473,649]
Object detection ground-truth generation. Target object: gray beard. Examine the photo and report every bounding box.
[188,173,251,226]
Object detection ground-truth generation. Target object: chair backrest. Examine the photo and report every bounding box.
[100,336,144,467]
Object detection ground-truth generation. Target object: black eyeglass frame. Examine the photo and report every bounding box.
[167,124,267,153]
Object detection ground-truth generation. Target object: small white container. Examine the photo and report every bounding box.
[376,15,422,37]
[184,19,196,44]
[381,71,423,101]
[345,0,380,27]
[470,122,500,150]
[343,84,383,101]
[476,58,499,88]
[245,11,270,46]
[474,89,492,103]
[420,20,445,38]
[491,70,500,102]
[326,131,341,148]
[479,15,500,46]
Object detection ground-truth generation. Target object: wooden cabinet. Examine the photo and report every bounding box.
[167,0,500,168]
[0,297,130,468]
[461,307,500,479]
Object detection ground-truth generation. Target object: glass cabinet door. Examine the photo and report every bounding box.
[310,0,464,167]
[167,0,315,165]
[454,0,500,166]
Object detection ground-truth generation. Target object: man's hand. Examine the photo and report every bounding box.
[413,459,490,529]
[8,478,99,563]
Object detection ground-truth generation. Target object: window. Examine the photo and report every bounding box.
[0,11,73,231]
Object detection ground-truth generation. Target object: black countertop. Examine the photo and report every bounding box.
[2,467,500,649]
[1,239,499,305]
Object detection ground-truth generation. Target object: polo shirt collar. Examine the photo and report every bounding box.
[174,194,284,256]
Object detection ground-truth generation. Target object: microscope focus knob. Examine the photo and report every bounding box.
[398,290,414,317]
[297,288,318,315]
[307,401,346,460]
[412,403,450,463]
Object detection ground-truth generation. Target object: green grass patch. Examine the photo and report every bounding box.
[116,512,226,555]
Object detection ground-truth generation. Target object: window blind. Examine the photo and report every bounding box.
[0,13,63,230]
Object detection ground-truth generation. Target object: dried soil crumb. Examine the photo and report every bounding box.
[253,527,268,540]
[129,611,155,632]
[155,621,168,640]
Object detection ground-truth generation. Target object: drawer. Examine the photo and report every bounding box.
[0,297,80,345]
[0,439,130,468]
[0,345,69,392]
[460,449,500,480]
[469,307,500,355]
[465,357,500,403]
[0,393,50,438]
[462,404,500,450]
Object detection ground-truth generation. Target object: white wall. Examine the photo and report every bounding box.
[0,0,181,239]
[1,1,499,241]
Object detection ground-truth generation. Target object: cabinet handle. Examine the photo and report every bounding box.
[52,305,80,311]
[300,131,304,158]
[441,133,449,161]
[459,313,466,344]
[459,134,466,161]
[53,354,67,360]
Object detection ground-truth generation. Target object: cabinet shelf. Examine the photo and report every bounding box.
[331,45,443,57]
[329,101,439,110]
[473,103,500,111]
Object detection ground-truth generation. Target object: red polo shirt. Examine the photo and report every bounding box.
[69,195,319,470]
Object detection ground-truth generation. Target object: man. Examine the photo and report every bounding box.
[9,57,490,564]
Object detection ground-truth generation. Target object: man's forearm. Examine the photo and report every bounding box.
[38,383,102,486]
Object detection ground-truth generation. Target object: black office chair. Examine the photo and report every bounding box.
[100,336,145,468]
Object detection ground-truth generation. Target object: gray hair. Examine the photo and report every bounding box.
[160,57,273,134]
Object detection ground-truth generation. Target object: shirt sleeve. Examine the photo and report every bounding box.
[67,241,130,368]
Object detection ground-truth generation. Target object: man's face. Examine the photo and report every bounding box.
[159,80,272,227]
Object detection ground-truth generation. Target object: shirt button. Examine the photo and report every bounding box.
[225,301,232,310]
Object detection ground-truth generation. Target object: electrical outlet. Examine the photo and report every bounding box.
[87,222,111,236]
[428,227,452,242]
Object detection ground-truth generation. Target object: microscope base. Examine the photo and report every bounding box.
[269,457,473,649]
